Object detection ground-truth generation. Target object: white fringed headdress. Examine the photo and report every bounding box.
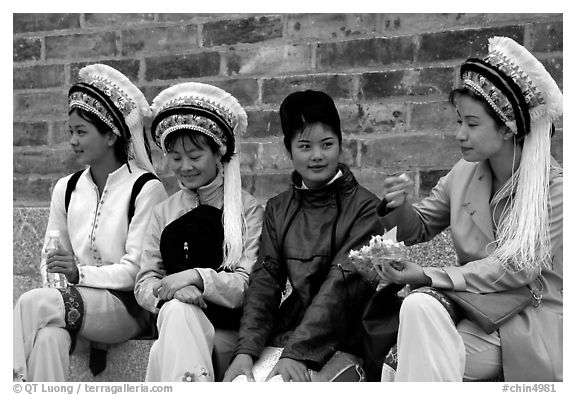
[150,82,248,270]
[69,64,156,175]
[460,37,563,273]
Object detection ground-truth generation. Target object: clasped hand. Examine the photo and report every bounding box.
[382,173,413,208]
[46,247,79,284]
[153,270,206,308]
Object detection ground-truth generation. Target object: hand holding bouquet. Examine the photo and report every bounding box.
[348,233,407,288]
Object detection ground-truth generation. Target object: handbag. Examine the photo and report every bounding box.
[443,284,540,334]
[359,282,405,381]
[158,204,243,330]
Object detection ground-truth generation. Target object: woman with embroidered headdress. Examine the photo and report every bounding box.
[134,82,264,382]
[222,90,383,382]
[376,37,562,381]
[13,64,168,382]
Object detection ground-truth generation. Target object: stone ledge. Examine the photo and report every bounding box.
[13,207,457,381]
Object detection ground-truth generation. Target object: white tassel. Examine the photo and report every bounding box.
[221,154,247,270]
[491,116,552,273]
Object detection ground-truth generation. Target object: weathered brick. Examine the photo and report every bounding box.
[357,102,408,135]
[410,101,459,132]
[341,139,358,168]
[13,13,80,33]
[286,13,378,40]
[46,32,119,60]
[261,75,355,105]
[203,16,283,46]
[13,121,49,146]
[531,21,563,52]
[483,13,560,24]
[13,148,79,175]
[252,172,292,202]
[361,67,455,99]
[418,26,524,62]
[13,37,41,62]
[352,168,417,197]
[69,59,141,84]
[223,44,312,76]
[13,65,65,90]
[338,104,364,135]
[259,142,292,171]
[317,36,416,71]
[51,120,71,145]
[419,169,450,197]
[361,134,461,170]
[14,91,68,119]
[245,110,282,138]
[145,52,220,81]
[204,78,259,107]
[122,25,199,56]
[13,175,56,203]
[84,13,154,27]
[540,57,563,91]
[239,142,259,172]
[380,13,485,35]
[158,13,246,23]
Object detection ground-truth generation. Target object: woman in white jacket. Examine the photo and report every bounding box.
[13,64,168,382]
[135,82,264,382]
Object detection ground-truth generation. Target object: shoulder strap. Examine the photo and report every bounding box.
[64,170,84,213]
[128,173,159,224]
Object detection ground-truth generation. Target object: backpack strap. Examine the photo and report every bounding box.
[128,173,159,224]
[64,170,84,213]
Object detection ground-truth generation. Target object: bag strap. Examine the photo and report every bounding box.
[128,173,159,224]
[64,170,84,213]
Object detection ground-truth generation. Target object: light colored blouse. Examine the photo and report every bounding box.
[41,161,168,290]
[135,173,264,314]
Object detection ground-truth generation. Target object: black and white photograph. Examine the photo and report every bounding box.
[9,6,569,393]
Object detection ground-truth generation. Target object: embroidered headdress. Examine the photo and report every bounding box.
[68,64,156,174]
[460,37,563,273]
[150,82,248,270]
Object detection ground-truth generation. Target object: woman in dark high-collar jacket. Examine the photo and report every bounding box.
[224,90,384,382]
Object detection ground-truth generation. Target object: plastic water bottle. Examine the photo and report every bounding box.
[43,230,68,289]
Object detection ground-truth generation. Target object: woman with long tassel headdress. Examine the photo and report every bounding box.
[134,82,264,382]
[13,64,168,382]
[375,37,562,381]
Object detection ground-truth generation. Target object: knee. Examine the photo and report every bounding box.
[35,326,70,349]
[400,292,447,321]
[16,288,61,314]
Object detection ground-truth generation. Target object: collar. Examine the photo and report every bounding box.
[300,169,343,190]
[84,160,138,189]
[179,171,224,207]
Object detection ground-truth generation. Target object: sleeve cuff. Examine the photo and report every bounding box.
[195,268,215,297]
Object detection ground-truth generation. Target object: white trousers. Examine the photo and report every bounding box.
[13,287,142,382]
[145,299,237,382]
[385,292,502,382]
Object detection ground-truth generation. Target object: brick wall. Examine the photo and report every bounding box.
[13,13,563,207]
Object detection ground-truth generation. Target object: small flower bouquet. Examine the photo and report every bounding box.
[348,232,407,288]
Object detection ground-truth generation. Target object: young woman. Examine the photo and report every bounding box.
[13,64,168,382]
[134,82,264,382]
[223,90,384,382]
[377,37,562,381]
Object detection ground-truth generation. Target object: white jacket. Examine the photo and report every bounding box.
[41,161,168,291]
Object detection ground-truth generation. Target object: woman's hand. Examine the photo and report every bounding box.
[382,173,413,209]
[223,354,255,382]
[173,285,207,309]
[152,269,200,301]
[374,258,431,286]
[266,358,311,382]
[46,247,79,284]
